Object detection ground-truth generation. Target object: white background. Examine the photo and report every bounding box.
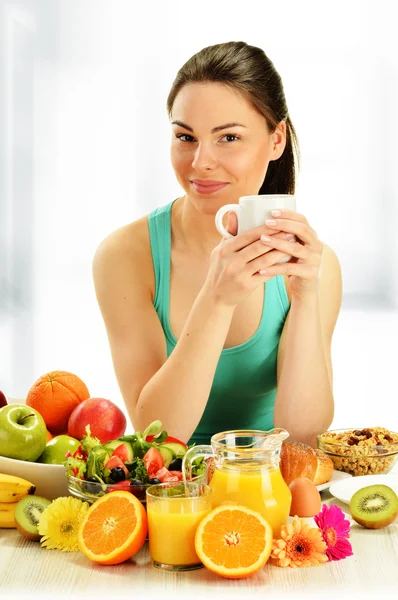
[0,0,397,431]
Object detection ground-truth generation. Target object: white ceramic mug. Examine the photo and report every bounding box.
[215,194,296,264]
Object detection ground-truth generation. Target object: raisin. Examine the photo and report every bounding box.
[347,437,360,446]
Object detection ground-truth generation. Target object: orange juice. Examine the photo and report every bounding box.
[147,496,212,566]
[209,464,291,536]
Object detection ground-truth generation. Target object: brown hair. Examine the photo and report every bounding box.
[167,41,300,195]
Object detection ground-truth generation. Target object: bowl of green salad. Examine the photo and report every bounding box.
[65,420,206,505]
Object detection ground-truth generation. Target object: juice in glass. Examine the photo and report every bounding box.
[146,481,212,571]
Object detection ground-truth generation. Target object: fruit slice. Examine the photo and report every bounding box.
[14,496,52,540]
[161,442,187,458]
[194,504,273,579]
[157,445,175,468]
[350,484,398,529]
[78,490,147,565]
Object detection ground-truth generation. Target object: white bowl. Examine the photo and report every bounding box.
[0,454,70,501]
[0,395,71,500]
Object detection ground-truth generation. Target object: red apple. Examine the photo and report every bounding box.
[0,391,7,409]
[67,397,127,443]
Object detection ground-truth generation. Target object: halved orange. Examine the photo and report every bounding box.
[194,504,273,579]
[78,491,147,565]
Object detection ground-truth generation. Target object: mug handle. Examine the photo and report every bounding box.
[215,204,241,239]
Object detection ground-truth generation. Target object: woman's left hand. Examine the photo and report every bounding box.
[259,209,323,300]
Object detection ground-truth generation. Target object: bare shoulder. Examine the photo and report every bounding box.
[92,215,154,298]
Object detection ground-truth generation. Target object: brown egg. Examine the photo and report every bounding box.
[288,478,321,518]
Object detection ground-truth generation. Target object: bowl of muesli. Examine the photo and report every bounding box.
[317,427,398,477]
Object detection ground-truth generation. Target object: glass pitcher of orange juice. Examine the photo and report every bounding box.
[182,429,292,537]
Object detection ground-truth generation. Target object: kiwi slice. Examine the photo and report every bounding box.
[350,484,398,529]
[14,495,52,541]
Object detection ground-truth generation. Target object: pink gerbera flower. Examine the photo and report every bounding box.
[314,504,353,561]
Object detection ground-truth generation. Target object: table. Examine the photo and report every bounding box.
[1,489,397,600]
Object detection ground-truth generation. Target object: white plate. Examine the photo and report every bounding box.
[316,469,352,492]
[329,473,398,505]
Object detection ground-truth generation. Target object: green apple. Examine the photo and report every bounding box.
[0,404,47,461]
[38,435,81,464]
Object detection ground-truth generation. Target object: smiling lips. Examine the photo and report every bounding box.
[191,179,229,194]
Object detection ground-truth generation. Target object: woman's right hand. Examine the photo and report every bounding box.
[204,214,293,307]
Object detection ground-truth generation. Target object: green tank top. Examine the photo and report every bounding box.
[148,200,291,445]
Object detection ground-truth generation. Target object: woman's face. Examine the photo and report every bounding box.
[170,82,286,214]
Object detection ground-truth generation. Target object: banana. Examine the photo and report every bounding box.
[0,473,36,503]
[0,502,16,528]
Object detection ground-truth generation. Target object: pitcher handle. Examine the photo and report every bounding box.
[182,445,215,484]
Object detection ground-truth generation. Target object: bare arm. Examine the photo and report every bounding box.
[92,224,235,442]
[93,220,289,442]
[274,243,342,447]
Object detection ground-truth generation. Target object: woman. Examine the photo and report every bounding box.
[93,41,342,448]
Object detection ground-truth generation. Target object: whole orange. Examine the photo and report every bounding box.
[26,370,90,435]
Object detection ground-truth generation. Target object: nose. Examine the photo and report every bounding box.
[191,142,218,171]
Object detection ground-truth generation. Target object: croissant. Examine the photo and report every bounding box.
[280,441,334,486]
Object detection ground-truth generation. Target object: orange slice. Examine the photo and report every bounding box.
[78,491,147,565]
[194,504,273,579]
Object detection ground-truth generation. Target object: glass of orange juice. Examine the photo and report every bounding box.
[146,480,212,571]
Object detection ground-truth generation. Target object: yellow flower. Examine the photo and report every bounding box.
[38,496,89,552]
[270,516,328,568]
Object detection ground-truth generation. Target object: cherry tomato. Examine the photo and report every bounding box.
[143,447,164,478]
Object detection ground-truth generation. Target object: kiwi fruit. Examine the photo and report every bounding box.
[350,484,398,529]
[14,495,52,540]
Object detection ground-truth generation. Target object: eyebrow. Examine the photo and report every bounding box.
[171,120,247,133]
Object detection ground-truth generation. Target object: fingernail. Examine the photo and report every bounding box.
[266,219,277,227]
[271,210,281,217]
[259,269,269,275]
[285,233,294,240]
[261,235,272,243]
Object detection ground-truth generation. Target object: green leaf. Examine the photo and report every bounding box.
[126,457,149,483]
[64,456,87,479]
[117,434,139,443]
[132,439,152,459]
[142,420,163,439]
[190,457,206,477]
[151,430,168,444]
[80,427,102,454]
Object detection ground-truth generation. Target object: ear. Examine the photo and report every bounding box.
[270,120,287,161]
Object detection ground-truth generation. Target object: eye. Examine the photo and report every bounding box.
[175,134,195,142]
[221,134,240,142]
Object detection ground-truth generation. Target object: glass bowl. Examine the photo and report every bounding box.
[317,427,398,477]
[67,475,151,505]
